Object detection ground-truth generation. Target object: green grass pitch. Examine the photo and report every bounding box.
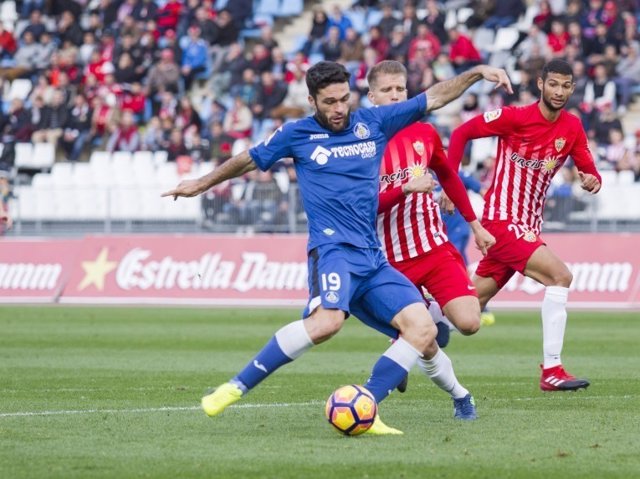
[1,306,639,479]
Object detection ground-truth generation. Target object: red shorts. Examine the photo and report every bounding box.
[475,220,545,289]
[391,242,476,308]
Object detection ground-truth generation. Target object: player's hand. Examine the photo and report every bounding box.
[161,179,205,200]
[438,192,455,215]
[578,172,601,194]
[479,66,513,95]
[470,221,495,256]
[403,172,437,195]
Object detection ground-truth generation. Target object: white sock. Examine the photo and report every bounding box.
[418,348,469,399]
[274,320,314,359]
[541,286,569,369]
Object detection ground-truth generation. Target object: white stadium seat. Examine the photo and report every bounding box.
[492,27,520,51]
[8,79,32,101]
[31,143,56,169]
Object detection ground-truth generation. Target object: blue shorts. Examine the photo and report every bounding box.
[303,243,423,338]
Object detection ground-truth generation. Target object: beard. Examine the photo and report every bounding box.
[314,107,350,132]
[541,93,567,112]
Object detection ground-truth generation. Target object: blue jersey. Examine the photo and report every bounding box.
[249,93,427,252]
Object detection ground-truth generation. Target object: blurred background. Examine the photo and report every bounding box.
[0,0,638,237]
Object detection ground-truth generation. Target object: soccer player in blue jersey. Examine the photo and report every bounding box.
[163,61,511,434]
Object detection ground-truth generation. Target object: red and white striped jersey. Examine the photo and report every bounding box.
[448,103,601,235]
[377,122,476,264]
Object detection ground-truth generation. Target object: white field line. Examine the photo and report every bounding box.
[0,395,636,419]
[0,401,323,418]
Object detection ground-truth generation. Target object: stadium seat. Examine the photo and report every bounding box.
[14,185,38,221]
[618,170,635,185]
[366,10,384,30]
[457,7,474,24]
[469,137,497,169]
[14,143,34,170]
[153,150,168,166]
[444,9,457,30]
[8,79,32,101]
[473,28,495,54]
[492,28,520,51]
[71,162,93,186]
[31,143,56,170]
[50,162,74,186]
[599,169,618,186]
[346,10,367,34]
[278,0,303,17]
[76,187,109,220]
[273,170,290,194]
[256,0,280,17]
[89,151,112,182]
[0,1,18,25]
[516,4,539,32]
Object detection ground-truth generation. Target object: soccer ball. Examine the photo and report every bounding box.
[325,384,377,436]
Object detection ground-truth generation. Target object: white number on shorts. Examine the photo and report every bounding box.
[321,273,341,291]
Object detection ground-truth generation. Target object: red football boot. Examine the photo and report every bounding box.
[540,364,590,391]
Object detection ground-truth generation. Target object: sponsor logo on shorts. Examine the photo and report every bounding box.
[507,223,538,242]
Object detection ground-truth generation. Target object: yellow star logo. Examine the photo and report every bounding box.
[78,247,118,291]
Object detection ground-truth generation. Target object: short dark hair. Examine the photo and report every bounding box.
[542,59,574,80]
[306,61,351,98]
[367,60,407,90]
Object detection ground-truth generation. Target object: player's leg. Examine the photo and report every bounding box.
[202,246,352,416]
[355,260,477,420]
[523,245,589,391]
[390,248,461,345]
[394,305,477,420]
[201,306,344,417]
[427,242,482,336]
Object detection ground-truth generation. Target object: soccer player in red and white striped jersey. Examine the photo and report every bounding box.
[447,59,602,391]
[366,61,498,416]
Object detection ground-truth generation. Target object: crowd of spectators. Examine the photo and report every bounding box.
[0,0,639,231]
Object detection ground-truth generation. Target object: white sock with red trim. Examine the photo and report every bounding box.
[541,286,569,369]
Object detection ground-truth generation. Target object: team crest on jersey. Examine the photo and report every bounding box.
[325,291,340,304]
[483,109,502,123]
[412,140,425,156]
[353,122,371,139]
[554,137,566,152]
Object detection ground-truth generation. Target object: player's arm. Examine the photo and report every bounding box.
[424,65,512,112]
[162,150,257,199]
[448,107,514,171]
[571,127,602,194]
[378,173,437,214]
[429,133,495,254]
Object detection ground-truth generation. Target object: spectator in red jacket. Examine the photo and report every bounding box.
[448,28,482,73]
[0,24,17,60]
[407,24,440,63]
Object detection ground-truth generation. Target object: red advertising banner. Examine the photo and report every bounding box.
[466,233,640,309]
[60,235,310,305]
[0,239,81,303]
[1,233,639,309]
